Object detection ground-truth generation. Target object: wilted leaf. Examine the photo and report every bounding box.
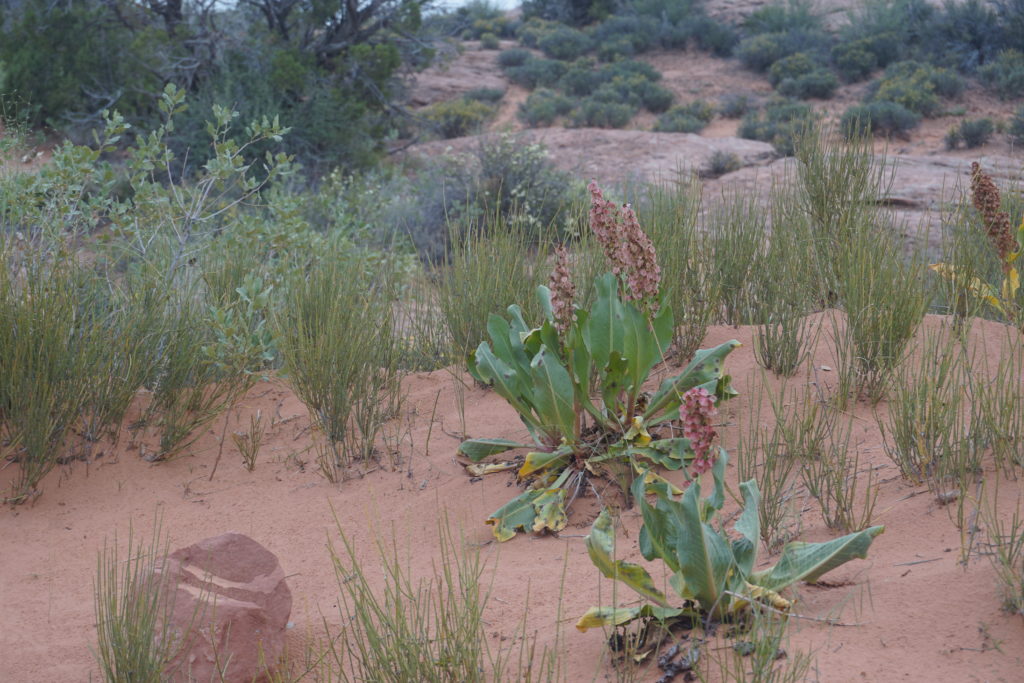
[458,438,531,462]
[586,508,671,607]
[575,605,686,632]
[750,525,885,593]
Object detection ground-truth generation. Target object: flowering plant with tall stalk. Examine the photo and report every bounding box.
[931,162,1024,327]
[459,182,740,541]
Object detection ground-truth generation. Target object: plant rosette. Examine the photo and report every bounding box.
[458,272,740,541]
[577,474,884,630]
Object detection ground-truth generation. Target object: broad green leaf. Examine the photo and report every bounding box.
[586,508,671,607]
[634,475,681,572]
[486,489,545,542]
[750,525,885,593]
[486,313,530,377]
[584,273,625,376]
[600,351,630,421]
[645,340,741,422]
[519,448,571,477]
[537,285,555,325]
[575,605,686,632]
[668,481,737,614]
[471,343,533,421]
[619,297,661,396]
[732,480,761,576]
[458,438,532,462]
[529,345,577,441]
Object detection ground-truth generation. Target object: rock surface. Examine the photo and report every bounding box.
[157,533,291,683]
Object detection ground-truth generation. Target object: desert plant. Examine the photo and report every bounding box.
[93,520,196,682]
[458,183,740,540]
[425,97,494,138]
[718,93,754,119]
[577,475,884,627]
[465,86,507,104]
[275,255,402,470]
[233,411,265,472]
[569,98,636,128]
[930,162,1024,328]
[738,98,816,155]
[507,57,569,89]
[840,101,921,139]
[979,49,1024,100]
[654,101,714,133]
[831,39,878,82]
[538,24,594,60]
[325,519,493,682]
[945,118,994,149]
[800,415,878,532]
[702,151,741,179]
[1012,107,1024,145]
[777,69,838,100]
[981,490,1024,617]
[479,32,500,49]
[519,88,573,127]
[498,47,532,68]
[706,192,766,324]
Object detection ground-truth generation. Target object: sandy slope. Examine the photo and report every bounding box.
[2,314,1023,681]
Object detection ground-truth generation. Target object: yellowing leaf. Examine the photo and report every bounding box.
[464,461,518,476]
[1002,268,1020,301]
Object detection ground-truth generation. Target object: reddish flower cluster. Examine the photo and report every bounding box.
[681,387,718,477]
[587,181,662,311]
[549,245,576,335]
[971,162,1019,269]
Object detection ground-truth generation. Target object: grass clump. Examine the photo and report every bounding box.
[275,254,402,477]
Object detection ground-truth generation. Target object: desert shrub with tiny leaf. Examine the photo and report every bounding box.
[689,15,739,56]
[1011,107,1024,145]
[778,69,839,100]
[465,86,507,104]
[718,93,754,119]
[458,182,741,541]
[479,32,500,50]
[866,61,961,116]
[519,88,573,127]
[569,98,636,128]
[538,24,593,60]
[736,33,793,72]
[738,98,816,156]
[498,47,532,68]
[832,39,878,82]
[945,118,994,149]
[702,150,741,179]
[654,100,714,133]
[979,49,1024,100]
[425,97,494,139]
[840,101,921,139]
[506,57,568,89]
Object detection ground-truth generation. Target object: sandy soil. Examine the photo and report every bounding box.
[3,314,1023,681]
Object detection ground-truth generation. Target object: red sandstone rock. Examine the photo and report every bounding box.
[156,533,291,682]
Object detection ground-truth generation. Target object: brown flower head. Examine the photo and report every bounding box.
[548,245,576,335]
[587,181,662,311]
[971,162,1018,267]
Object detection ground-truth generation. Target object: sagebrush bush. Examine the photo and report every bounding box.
[589,15,658,56]
[718,93,754,118]
[867,61,961,116]
[538,24,593,60]
[654,100,715,133]
[518,88,573,126]
[557,59,599,95]
[497,47,531,68]
[702,150,741,178]
[736,33,792,72]
[570,97,635,127]
[841,101,921,139]
[464,86,506,104]
[768,52,817,86]
[831,39,878,82]
[738,98,816,155]
[688,15,739,56]
[946,118,995,149]
[479,32,500,50]
[506,57,568,88]
[425,98,493,138]
[979,49,1024,100]
[777,69,839,99]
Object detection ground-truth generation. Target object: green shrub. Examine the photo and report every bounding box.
[639,82,675,113]
[518,88,573,126]
[768,52,817,86]
[497,47,532,68]
[1011,107,1024,144]
[599,58,661,83]
[703,150,741,178]
[538,24,594,60]
[558,59,600,95]
[464,86,507,104]
[479,32,500,50]
[868,61,941,116]
[506,57,568,88]
[688,15,739,56]
[654,100,715,133]
[718,93,754,118]
[777,69,839,99]
[979,49,1024,100]
[515,16,561,47]
[738,98,816,155]
[589,15,659,55]
[840,102,921,139]
[570,97,636,128]
[930,66,966,98]
[425,98,494,138]
[947,117,995,149]
[832,39,878,82]
[736,32,791,72]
